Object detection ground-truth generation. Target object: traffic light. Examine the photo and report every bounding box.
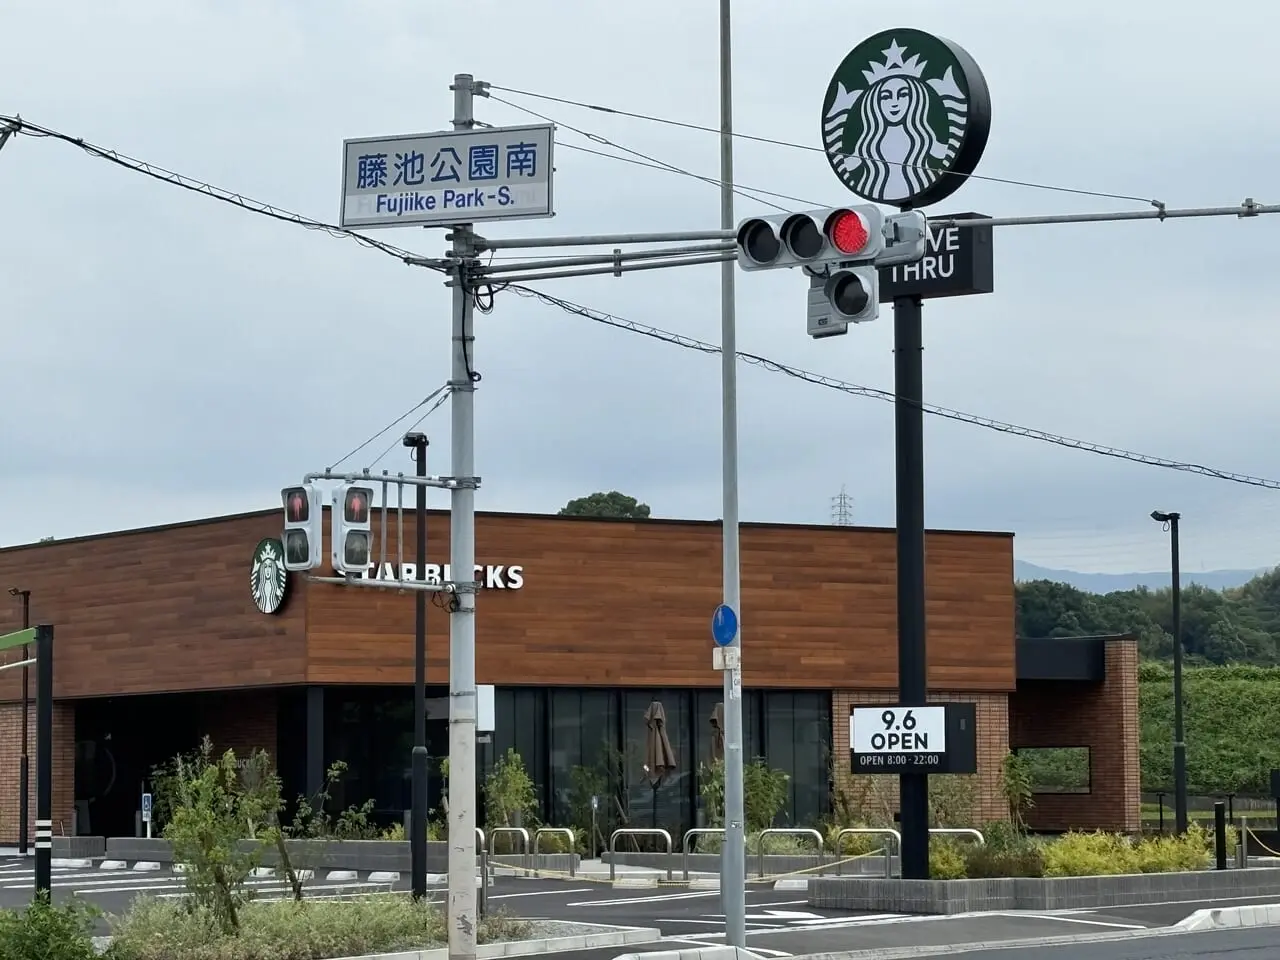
[331,483,374,575]
[735,205,886,272]
[281,484,322,572]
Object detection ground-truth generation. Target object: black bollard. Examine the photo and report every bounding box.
[1214,801,1227,870]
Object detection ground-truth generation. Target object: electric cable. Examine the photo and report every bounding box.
[486,84,1161,207]
[329,384,452,472]
[503,283,1280,493]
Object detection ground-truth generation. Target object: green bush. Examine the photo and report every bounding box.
[105,896,531,960]
[0,895,99,960]
[929,838,967,879]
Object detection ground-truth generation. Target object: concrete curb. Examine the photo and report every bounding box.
[610,948,759,960]
[324,924,661,960]
[773,878,808,891]
[99,860,127,870]
[51,858,92,868]
[1175,902,1280,931]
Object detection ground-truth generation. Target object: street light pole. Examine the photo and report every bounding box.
[1151,510,1187,834]
[404,432,430,899]
[7,588,30,857]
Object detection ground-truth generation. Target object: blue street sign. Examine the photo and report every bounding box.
[711,604,739,647]
[141,793,153,822]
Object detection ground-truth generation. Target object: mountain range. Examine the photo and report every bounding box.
[1013,560,1268,594]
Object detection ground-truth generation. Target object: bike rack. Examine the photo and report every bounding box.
[833,827,901,878]
[609,828,674,881]
[533,827,577,877]
[681,827,726,880]
[757,827,825,879]
[476,827,488,915]
[929,827,986,846]
[489,826,532,875]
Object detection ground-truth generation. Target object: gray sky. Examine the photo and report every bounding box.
[3,0,1279,574]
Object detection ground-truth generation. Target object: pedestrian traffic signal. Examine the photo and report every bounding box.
[281,484,322,572]
[331,483,374,575]
[734,205,886,272]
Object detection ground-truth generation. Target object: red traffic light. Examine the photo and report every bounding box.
[344,487,371,523]
[282,487,309,523]
[826,209,871,255]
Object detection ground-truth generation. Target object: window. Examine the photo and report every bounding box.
[1017,746,1092,794]
[548,690,617,825]
[622,690,692,842]
[761,691,832,826]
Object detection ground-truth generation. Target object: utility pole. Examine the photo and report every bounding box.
[717,0,746,947]
[404,432,430,899]
[1152,510,1188,834]
[34,623,52,898]
[7,588,30,857]
[447,72,480,960]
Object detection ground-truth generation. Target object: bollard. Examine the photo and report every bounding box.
[1214,801,1227,870]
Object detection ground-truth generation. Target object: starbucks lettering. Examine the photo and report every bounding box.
[357,563,524,590]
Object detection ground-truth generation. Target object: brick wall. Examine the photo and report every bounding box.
[1008,637,1141,832]
[0,702,76,845]
[832,690,1010,826]
[195,691,278,763]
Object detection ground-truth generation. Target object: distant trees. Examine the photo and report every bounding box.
[558,491,651,520]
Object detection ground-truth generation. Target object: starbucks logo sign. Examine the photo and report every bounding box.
[250,537,289,615]
[822,29,991,209]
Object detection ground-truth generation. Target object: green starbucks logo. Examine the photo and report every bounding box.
[822,29,991,209]
[250,537,289,615]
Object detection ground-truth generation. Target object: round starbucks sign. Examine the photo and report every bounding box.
[822,29,991,209]
[250,537,289,615]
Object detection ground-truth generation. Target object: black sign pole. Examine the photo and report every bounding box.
[405,433,430,900]
[893,286,930,882]
[34,623,52,899]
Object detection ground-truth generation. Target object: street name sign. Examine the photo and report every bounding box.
[878,212,994,301]
[850,703,977,774]
[339,123,555,230]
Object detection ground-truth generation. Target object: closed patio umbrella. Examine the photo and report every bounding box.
[710,702,725,762]
[644,699,677,828]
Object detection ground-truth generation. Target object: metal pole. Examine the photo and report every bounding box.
[893,292,930,880]
[447,71,479,960]
[19,591,29,857]
[406,432,430,899]
[1170,514,1188,835]
[34,623,52,898]
[717,0,745,947]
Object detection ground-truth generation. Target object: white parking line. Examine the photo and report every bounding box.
[982,912,1148,930]
[567,890,721,907]
[488,887,593,900]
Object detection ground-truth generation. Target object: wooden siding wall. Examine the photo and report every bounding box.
[0,514,308,700]
[307,512,1016,691]
[0,511,1016,698]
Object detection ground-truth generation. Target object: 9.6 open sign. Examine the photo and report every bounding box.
[849,704,976,775]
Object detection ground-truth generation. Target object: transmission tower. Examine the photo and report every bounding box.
[831,486,855,526]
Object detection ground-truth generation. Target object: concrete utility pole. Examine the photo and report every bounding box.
[717,0,746,946]
[447,73,481,960]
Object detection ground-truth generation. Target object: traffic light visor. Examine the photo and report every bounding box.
[343,530,371,568]
[344,487,371,523]
[284,529,310,566]
[826,209,871,255]
[737,218,781,266]
[780,214,823,260]
[283,487,309,522]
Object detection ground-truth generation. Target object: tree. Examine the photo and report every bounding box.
[559,491,651,520]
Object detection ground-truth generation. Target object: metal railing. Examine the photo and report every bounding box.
[681,827,726,880]
[833,827,901,878]
[929,827,985,846]
[532,827,576,877]
[488,826,531,875]
[609,828,673,881]
[475,827,488,915]
[757,827,824,879]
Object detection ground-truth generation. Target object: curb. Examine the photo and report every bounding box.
[611,949,759,960]
[773,878,808,891]
[325,924,662,960]
[51,858,92,868]
[1175,902,1280,931]
[99,860,127,871]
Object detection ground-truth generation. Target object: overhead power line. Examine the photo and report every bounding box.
[5,111,1275,493]
[485,83,1161,207]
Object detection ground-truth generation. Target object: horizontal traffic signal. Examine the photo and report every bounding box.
[735,205,886,272]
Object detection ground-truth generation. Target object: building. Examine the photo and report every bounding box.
[0,508,1140,845]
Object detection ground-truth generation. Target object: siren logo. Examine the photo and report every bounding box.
[250,538,290,615]
[822,30,989,208]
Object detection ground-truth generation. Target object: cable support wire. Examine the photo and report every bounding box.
[329,384,453,473]
[504,283,1280,493]
[485,84,1163,208]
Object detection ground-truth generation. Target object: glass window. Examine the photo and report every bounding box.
[760,691,832,827]
[1016,746,1092,794]
[491,688,549,822]
[548,690,618,827]
[621,690,692,845]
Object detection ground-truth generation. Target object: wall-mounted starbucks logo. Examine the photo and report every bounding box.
[250,537,290,615]
[822,29,991,209]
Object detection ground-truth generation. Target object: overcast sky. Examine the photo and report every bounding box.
[3,0,1279,574]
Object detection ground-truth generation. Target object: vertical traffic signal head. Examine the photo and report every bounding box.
[331,483,374,575]
[281,484,322,572]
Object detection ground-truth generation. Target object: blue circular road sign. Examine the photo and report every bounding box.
[711,604,739,647]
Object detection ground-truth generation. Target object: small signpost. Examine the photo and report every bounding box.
[141,792,153,839]
[711,604,740,697]
[339,123,555,230]
[711,604,739,647]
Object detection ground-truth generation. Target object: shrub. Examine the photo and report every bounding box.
[964,835,1045,878]
[1043,830,1141,876]
[105,895,532,960]
[822,822,884,857]
[698,758,791,833]
[0,895,98,960]
[929,838,967,879]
